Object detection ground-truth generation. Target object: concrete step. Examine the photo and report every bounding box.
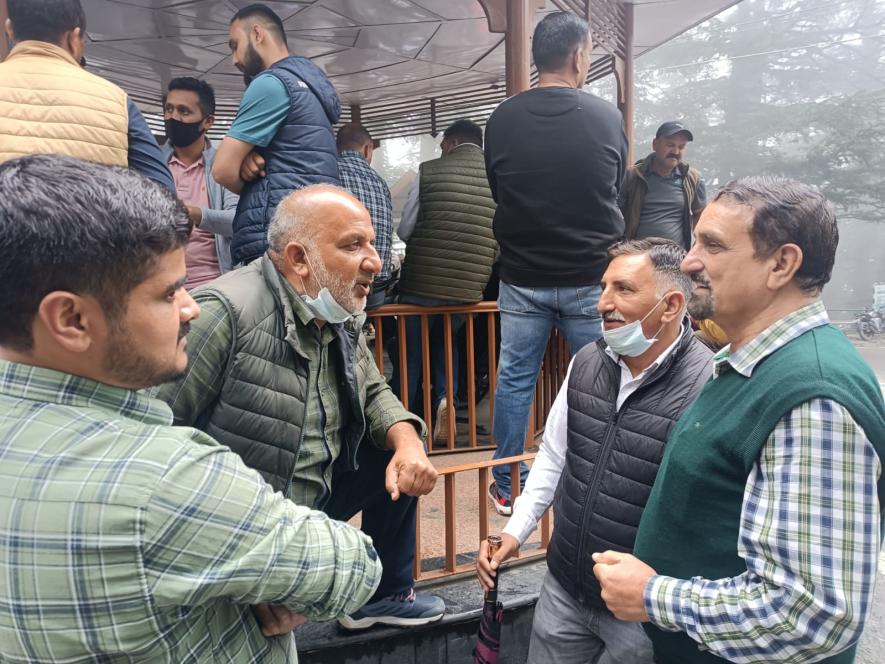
[297,560,548,664]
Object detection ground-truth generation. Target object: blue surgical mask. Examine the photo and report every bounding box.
[299,257,354,325]
[602,294,669,357]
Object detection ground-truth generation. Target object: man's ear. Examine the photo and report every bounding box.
[36,291,100,354]
[284,241,309,274]
[5,18,15,45]
[661,291,686,324]
[203,114,215,132]
[251,23,264,47]
[767,243,804,291]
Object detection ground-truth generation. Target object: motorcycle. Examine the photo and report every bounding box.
[855,308,885,341]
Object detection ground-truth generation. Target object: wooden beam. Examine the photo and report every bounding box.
[476,0,508,33]
[349,103,361,125]
[0,0,10,62]
[505,0,532,96]
[616,1,635,164]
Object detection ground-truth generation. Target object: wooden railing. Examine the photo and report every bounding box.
[367,301,569,453]
[413,452,550,582]
[366,301,569,581]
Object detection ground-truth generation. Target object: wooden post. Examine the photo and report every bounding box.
[617,1,635,164]
[505,0,532,96]
[0,0,10,62]
[349,103,361,125]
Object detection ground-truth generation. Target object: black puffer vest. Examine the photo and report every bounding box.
[546,323,712,608]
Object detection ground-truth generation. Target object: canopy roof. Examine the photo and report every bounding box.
[80,0,740,139]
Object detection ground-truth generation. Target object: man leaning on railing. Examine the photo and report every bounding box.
[477,238,712,664]
[153,184,445,631]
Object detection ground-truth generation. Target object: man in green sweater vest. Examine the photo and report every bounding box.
[593,176,885,664]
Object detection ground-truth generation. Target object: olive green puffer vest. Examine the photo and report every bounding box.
[193,256,370,493]
[398,143,497,302]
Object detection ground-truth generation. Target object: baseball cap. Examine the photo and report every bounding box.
[655,121,693,141]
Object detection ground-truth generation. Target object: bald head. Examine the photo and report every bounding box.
[267,184,367,256]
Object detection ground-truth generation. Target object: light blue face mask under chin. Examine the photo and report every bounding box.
[602,294,669,357]
[300,287,354,325]
[298,254,358,325]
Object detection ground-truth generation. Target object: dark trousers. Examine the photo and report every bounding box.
[324,441,416,601]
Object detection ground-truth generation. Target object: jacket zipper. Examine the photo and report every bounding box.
[573,347,679,599]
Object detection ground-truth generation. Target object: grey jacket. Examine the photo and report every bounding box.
[161,140,238,272]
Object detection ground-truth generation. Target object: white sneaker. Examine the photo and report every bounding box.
[433,397,449,444]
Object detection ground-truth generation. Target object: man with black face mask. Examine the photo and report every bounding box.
[163,77,239,288]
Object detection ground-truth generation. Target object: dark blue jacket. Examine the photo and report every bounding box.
[231,56,340,265]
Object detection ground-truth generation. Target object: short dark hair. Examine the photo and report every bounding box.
[8,0,86,44]
[531,11,590,73]
[0,155,192,350]
[231,3,287,46]
[443,119,483,148]
[608,238,693,299]
[165,77,216,116]
[336,123,373,152]
[713,176,838,294]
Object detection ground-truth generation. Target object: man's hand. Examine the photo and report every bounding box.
[251,603,306,637]
[239,150,266,182]
[186,205,202,226]
[592,551,656,622]
[384,422,438,500]
[476,533,519,592]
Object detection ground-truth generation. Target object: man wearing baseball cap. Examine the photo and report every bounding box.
[620,121,706,250]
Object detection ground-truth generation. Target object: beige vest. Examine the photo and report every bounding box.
[0,41,128,166]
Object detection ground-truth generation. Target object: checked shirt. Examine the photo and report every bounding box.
[337,149,394,282]
[644,301,882,663]
[0,361,381,663]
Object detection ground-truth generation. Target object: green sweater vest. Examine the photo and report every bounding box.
[633,325,885,664]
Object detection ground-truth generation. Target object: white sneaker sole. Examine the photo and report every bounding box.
[338,612,444,630]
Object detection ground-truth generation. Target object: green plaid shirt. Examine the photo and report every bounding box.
[0,361,381,663]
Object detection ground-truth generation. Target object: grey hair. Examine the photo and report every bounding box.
[607,238,693,299]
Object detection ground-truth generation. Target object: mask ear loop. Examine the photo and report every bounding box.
[644,292,672,341]
[298,250,316,296]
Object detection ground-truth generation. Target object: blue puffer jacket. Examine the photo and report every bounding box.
[231,56,341,265]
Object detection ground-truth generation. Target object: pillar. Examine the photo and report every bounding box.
[616,1,635,164]
[504,0,532,96]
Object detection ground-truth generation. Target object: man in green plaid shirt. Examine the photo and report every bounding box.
[0,155,382,663]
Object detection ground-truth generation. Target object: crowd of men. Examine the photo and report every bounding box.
[0,1,883,663]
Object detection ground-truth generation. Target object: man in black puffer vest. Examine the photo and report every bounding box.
[477,238,711,664]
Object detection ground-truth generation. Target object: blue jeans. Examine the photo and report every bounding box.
[492,282,602,499]
[390,294,467,412]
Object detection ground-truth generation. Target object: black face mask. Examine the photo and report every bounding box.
[164,117,205,148]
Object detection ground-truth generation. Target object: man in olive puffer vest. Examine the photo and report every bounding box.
[395,119,497,442]
[154,184,446,632]
[595,177,885,664]
[477,239,712,664]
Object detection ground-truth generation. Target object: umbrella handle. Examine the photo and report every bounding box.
[488,535,502,559]
[485,535,503,597]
